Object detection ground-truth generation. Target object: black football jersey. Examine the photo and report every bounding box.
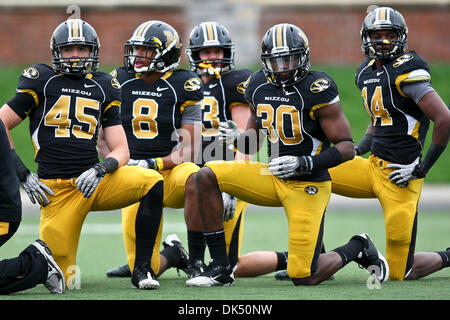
[8,64,122,179]
[0,120,21,221]
[245,69,340,182]
[355,51,431,164]
[112,68,203,159]
[200,69,253,165]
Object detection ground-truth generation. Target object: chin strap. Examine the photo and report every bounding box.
[198,62,221,79]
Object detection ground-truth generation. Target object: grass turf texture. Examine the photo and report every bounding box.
[0,63,449,182]
[0,207,449,300]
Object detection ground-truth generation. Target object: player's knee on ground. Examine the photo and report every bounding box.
[196,167,218,191]
[40,224,74,278]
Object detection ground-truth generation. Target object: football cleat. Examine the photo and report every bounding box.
[31,239,66,294]
[186,259,208,279]
[131,264,160,290]
[162,234,189,276]
[106,264,131,278]
[351,233,390,283]
[274,270,335,281]
[186,260,234,287]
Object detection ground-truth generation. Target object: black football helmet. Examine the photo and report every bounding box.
[186,21,235,77]
[261,23,310,87]
[124,20,181,74]
[50,19,100,76]
[361,7,408,59]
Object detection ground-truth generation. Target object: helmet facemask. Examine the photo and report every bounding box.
[362,27,407,59]
[187,45,235,78]
[124,37,180,74]
[52,43,99,76]
[262,46,310,87]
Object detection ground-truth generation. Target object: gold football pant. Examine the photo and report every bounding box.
[329,155,423,280]
[39,166,163,283]
[122,162,200,274]
[224,199,248,266]
[206,160,330,279]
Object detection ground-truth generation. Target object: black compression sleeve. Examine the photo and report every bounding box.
[311,146,342,170]
[422,142,446,172]
[355,134,373,156]
[11,149,30,182]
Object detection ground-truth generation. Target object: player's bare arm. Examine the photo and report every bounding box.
[101,124,130,167]
[315,101,355,162]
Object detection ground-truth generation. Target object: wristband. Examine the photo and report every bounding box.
[146,157,163,171]
[97,157,119,174]
[311,146,342,170]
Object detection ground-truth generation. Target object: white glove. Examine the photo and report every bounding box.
[222,192,237,222]
[268,155,313,179]
[127,159,149,169]
[21,172,54,205]
[75,165,105,198]
[218,120,240,145]
[386,156,422,187]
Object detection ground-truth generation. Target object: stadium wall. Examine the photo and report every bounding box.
[0,4,448,68]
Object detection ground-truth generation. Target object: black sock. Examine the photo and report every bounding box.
[187,230,206,263]
[160,246,180,268]
[275,251,288,271]
[203,229,229,266]
[436,249,450,269]
[332,238,364,267]
[134,181,163,269]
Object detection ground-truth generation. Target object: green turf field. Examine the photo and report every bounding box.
[0,207,449,301]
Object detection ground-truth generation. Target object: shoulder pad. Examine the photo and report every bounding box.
[310,77,332,93]
[184,77,202,92]
[304,71,335,94]
[20,64,54,80]
[21,66,40,79]
[91,71,121,90]
[392,51,430,73]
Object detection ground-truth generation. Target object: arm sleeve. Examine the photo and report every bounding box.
[6,92,36,119]
[181,101,202,125]
[401,81,435,104]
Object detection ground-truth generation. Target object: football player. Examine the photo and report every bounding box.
[101,21,203,279]
[0,118,65,295]
[329,7,450,281]
[183,21,253,277]
[0,19,165,290]
[186,23,389,287]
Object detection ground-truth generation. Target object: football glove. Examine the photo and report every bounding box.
[386,156,426,187]
[75,164,106,198]
[21,172,54,205]
[222,192,237,222]
[268,155,314,179]
[218,120,240,145]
